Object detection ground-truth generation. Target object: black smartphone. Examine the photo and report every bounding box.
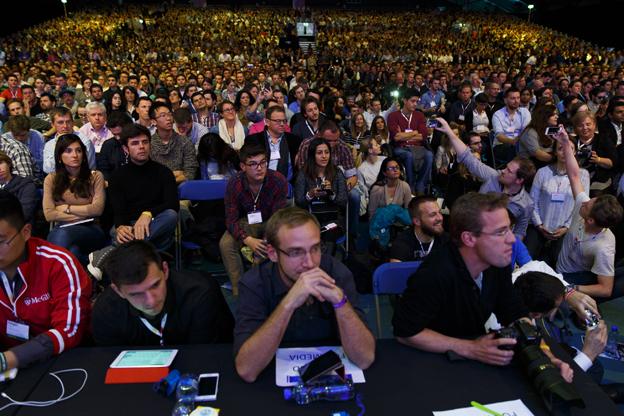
[298,350,343,384]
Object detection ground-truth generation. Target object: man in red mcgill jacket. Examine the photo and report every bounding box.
[0,190,91,372]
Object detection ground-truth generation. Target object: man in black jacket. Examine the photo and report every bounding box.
[245,106,300,180]
[96,111,134,182]
[92,240,233,346]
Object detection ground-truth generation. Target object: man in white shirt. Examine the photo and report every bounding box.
[492,87,531,164]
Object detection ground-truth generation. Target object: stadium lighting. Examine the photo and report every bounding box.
[527,4,534,22]
[60,0,68,18]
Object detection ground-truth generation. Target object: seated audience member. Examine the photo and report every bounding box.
[463,92,491,136]
[43,107,96,174]
[389,195,447,262]
[291,97,327,142]
[190,91,220,130]
[234,207,375,382]
[43,134,107,265]
[210,100,247,151]
[573,111,616,194]
[0,190,91,372]
[370,115,392,156]
[491,87,532,163]
[97,111,134,182]
[0,129,35,179]
[296,121,361,245]
[342,112,371,162]
[150,102,198,184]
[527,139,590,266]
[0,152,37,223]
[219,142,288,296]
[553,129,624,299]
[78,102,114,163]
[248,99,293,135]
[294,138,348,235]
[516,104,557,167]
[368,158,411,219]
[392,192,571,378]
[435,117,534,239]
[3,115,45,178]
[357,139,386,190]
[3,99,51,133]
[92,240,234,346]
[387,88,432,194]
[173,107,208,149]
[197,132,239,180]
[245,106,301,181]
[88,124,179,279]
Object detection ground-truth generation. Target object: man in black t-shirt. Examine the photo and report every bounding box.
[388,196,447,262]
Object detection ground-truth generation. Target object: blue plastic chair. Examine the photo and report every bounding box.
[371,261,421,338]
[175,180,228,270]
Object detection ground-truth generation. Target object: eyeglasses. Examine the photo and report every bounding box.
[156,112,172,119]
[0,229,21,247]
[269,119,288,124]
[386,166,400,171]
[276,242,323,259]
[222,107,236,113]
[244,159,267,169]
[477,226,513,238]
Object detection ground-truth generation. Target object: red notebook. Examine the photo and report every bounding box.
[104,349,178,384]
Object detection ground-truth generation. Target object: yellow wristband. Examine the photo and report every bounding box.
[141,211,153,218]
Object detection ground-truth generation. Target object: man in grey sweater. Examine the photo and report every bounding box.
[434,117,535,239]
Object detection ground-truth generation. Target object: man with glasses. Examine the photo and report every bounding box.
[246,106,300,180]
[149,102,197,184]
[234,207,375,382]
[393,192,536,366]
[220,142,288,297]
[434,117,535,239]
[0,190,91,372]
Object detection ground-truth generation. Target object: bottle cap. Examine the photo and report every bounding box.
[283,388,293,401]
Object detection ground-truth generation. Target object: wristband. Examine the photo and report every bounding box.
[332,294,348,309]
[564,286,576,301]
[0,352,7,372]
[141,211,153,218]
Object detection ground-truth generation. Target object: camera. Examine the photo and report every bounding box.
[576,146,592,160]
[426,118,440,129]
[583,308,600,330]
[494,320,583,412]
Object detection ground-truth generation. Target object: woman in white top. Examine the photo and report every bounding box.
[368,157,412,219]
[358,139,386,190]
[210,100,248,151]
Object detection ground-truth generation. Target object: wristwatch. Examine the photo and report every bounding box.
[65,205,71,214]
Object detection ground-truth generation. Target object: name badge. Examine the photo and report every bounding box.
[6,320,29,341]
[551,192,566,202]
[405,129,413,133]
[354,143,360,150]
[270,150,281,160]
[247,210,263,225]
[458,115,465,121]
[430,101,436,108]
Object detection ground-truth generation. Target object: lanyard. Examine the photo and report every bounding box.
[414,233,435,257]
[1,270,22,317]
[139,313,168,346]
[306,120,317,136]
[400,111,412,129]
[250,183,264,211]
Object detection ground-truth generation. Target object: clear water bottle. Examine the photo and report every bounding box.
[605,325,620,359]
[283,380,355,405]
[171,374,198,416]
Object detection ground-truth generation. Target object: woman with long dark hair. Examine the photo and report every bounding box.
[368,157,411,219]
[43,134,107,264]
[294,137,348,210]
[517,104,557,167]
[197,132,239,179]
[122,85,139,119]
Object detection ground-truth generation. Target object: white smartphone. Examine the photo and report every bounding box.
[195,373,219,401]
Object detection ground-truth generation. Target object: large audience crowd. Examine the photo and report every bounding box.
[2,5,624,404]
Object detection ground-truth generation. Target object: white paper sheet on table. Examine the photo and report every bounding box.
[432,399,534,416]
[275,346,366,387]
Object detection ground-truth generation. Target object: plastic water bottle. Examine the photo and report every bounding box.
[283,380,355,405]
[605,325,620,359]
[171,374,198,416]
